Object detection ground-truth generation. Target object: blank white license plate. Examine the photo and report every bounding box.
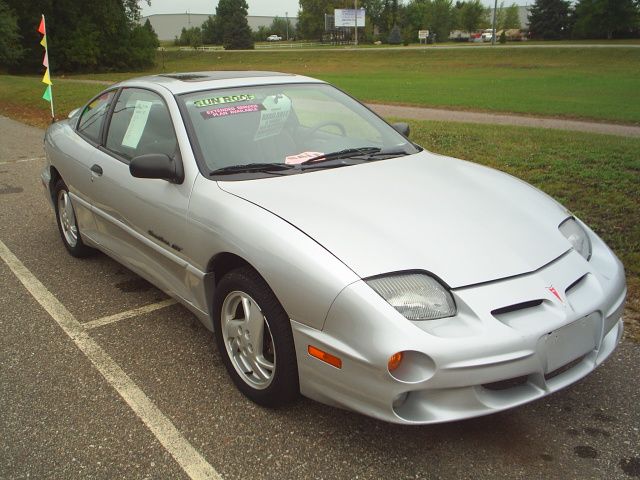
[543,313,600,374]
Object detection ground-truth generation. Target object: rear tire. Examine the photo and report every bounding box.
[213,267,299,407]
[53,179,95,258]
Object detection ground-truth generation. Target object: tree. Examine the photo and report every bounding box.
[573,0,639,39]
[4,0,156,72]
[388,24,403,43]
[503,3,521,29]
[201,15,222,45]
[254,25,269,42]
[269,16,295,39]
[494,2,506,30]
[380,0,401,35]
[405,0,429,39]
[361,0,385,39]
[459,0,486,32]
[528,0,573,39]
[215,0,254,49]
[128,21,160,67]
[142,19,160,49]
[427,0,455,41]
[178,27,204,47]
[0,0,23,66]
[298,0,343,40]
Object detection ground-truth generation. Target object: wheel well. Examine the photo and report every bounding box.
[204,253,254,324]
[208,252,252,285]
[49,166,61,203]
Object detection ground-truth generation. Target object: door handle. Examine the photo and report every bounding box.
[90,164,103,176]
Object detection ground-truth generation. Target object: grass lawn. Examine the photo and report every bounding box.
[0,75,638,339]
[0,76,105,127]
[57,47,640,124]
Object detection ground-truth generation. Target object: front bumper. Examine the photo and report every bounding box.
[291,232,626,424]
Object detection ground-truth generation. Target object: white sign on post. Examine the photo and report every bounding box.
[418,30,429,40]
[334,9,366,28]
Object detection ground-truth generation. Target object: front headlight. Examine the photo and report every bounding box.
[366,273,456,321]
[559,217,592,260]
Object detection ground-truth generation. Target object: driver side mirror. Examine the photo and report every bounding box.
[392,122,410,138]
[68,108,81,119]
[129,153,184,184]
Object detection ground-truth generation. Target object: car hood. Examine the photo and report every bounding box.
[218,151,571,288]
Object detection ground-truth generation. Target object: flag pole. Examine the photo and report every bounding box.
[39,14,55,122]
[46,21,54,120]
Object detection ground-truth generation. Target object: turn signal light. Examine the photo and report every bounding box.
[388,352,404,371]
[308,345,342,369]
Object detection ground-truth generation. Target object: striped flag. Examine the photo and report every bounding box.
[38,15,55,119]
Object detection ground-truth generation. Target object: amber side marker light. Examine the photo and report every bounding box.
[388,352,404,372]
[308,345,342,369]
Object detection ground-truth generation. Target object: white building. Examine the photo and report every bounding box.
[141,13,298,41]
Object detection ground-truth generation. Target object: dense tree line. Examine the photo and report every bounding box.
[297,0,640,41]
[297,0,522,42]
[0,0,159,72]
[529,0,639,39]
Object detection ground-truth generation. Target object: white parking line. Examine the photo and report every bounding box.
[83,298,178,330]
[0,156,46,166]
[0,240,222,480]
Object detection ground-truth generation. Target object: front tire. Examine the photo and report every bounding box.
[213,267,299,407]
[53,179,94,258]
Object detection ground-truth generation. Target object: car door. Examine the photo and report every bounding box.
[60,90,118,242]
[88,86,199,306]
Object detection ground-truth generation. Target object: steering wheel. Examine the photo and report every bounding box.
[306,121,347,137]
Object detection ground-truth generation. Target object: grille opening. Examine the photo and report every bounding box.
[545,355,587,381]
[482,375,529,391]
[491,299,543,317]
[565,274,587,294]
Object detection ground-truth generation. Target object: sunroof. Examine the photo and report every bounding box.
[161,73,211,81]
[159,71,293,82]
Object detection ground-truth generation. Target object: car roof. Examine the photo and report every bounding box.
[117,71,325,95]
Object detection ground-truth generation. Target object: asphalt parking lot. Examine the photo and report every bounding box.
[1,115,639,479]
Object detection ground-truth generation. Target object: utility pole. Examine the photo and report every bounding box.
[354,0,358,46]
[491,0,497,45]
[286,11,289,41]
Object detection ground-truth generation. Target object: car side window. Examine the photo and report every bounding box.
[77,90,116,144]
[105,88,178,162]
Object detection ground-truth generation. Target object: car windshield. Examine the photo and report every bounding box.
[178,83,419,178]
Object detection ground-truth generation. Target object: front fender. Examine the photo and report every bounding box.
[187,175,360,330]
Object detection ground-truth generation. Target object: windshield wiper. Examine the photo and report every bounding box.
[360,148,414,159]
[299,147,382,166]
[210,163,295,176]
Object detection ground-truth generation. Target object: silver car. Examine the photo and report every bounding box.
[41,71,626,424]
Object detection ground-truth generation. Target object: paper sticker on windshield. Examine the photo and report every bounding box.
[254,94,291,141]
[194,94,256,108]
[121,100,153,149]
[285,152,324,165]
[200,104,264,120]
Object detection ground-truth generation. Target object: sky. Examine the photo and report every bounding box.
[140,0,532,17]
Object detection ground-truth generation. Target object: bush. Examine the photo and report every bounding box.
[499,30,507,43]
[388,25,403,44]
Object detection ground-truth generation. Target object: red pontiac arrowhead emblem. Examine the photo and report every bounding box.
[547,286,563,303]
